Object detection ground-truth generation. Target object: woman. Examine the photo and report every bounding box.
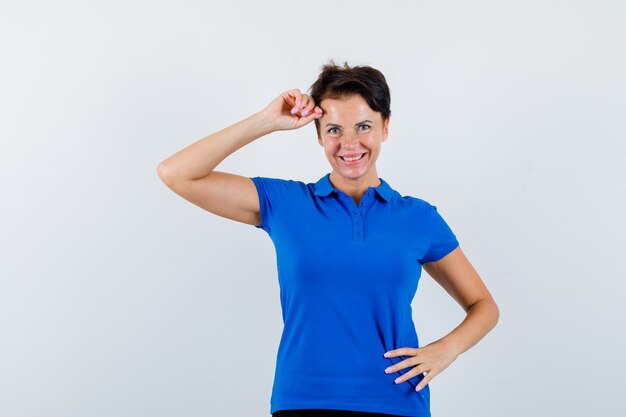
[157,61,499,417]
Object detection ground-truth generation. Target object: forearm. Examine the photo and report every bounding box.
[157,111,275,182]
[437,299,500,356]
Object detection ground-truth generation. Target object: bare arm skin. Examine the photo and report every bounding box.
[156,89,323,226]
[383,246,499,391]
[422,246,500,356]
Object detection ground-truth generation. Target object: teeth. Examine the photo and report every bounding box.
[342,153,365,162]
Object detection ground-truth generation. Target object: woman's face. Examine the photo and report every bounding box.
[317,94,389,183]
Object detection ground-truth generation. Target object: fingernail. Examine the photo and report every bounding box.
[416,385,422,392]
[384,367,392,374]
[301,110,309,116]
[314,114,322,119]
[383,352,390,357]
[394,377,402,384]
[291,107,299,114]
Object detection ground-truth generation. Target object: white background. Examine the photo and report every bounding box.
[1,1,625,416]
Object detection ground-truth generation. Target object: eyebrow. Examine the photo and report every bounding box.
[324,120,373,127]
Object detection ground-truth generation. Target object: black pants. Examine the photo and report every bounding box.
[272,409,405,417]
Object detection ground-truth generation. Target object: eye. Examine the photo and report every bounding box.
[328,127,340,135]
[359,124,371,131]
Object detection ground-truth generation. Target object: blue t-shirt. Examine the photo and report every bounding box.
[250,173,459,417]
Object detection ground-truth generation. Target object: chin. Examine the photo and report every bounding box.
[334,165,371,179]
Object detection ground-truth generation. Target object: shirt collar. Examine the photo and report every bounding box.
[314,173,393,202]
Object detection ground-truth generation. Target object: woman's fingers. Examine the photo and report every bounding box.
[391,363,429,384]
[293,107,322,128]
[280,89,300,112]
[384,347,418,359]
[384,342,458,392]
[383,349,419,374]
[414,370,437,392]
[295,95,309,114]
[266,89,322,131]
[296,94,314,116]
[301,95,319,116]
[287,89,303,114]
[281,89,321,118]
[387,358,436,392]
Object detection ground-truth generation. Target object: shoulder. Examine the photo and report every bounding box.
[391,191,456,226]
[394,191,435,212]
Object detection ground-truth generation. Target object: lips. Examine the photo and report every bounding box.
[340,152,366,160]
[339,152,368,164]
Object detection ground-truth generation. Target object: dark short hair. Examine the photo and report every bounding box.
[308,59,391,136]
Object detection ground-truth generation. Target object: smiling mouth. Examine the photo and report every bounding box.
[339,152,367,162]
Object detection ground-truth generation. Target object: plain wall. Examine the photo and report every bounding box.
[1,1,625,416]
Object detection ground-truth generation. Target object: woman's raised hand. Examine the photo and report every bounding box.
[258,88,323,132]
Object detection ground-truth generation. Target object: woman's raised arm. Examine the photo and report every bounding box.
[156,89,322,226]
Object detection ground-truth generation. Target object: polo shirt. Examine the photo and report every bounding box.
[250,172,459,417]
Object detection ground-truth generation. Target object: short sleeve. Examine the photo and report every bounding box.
[422,204,459,263]
[249,176,293,234]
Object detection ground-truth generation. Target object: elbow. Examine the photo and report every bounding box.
[491,300,501,327]
[484,294,500,326]
[156,162,167,181]
[469,297,500,328]
[157,161,176,185]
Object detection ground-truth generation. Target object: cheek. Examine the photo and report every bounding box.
[324,141,340,152]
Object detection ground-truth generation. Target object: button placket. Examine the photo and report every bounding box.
[354,191,376,241]
[354,198,363,240]
[337,189,377,242]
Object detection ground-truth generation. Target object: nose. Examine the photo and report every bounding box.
[342,131,360,148]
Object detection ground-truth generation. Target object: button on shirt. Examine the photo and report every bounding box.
[250,173,459,417]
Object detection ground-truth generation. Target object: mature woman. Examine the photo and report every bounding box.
[157,61,499,417]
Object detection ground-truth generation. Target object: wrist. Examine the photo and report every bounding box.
[249,110,277,136]
[439,335,464,357]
